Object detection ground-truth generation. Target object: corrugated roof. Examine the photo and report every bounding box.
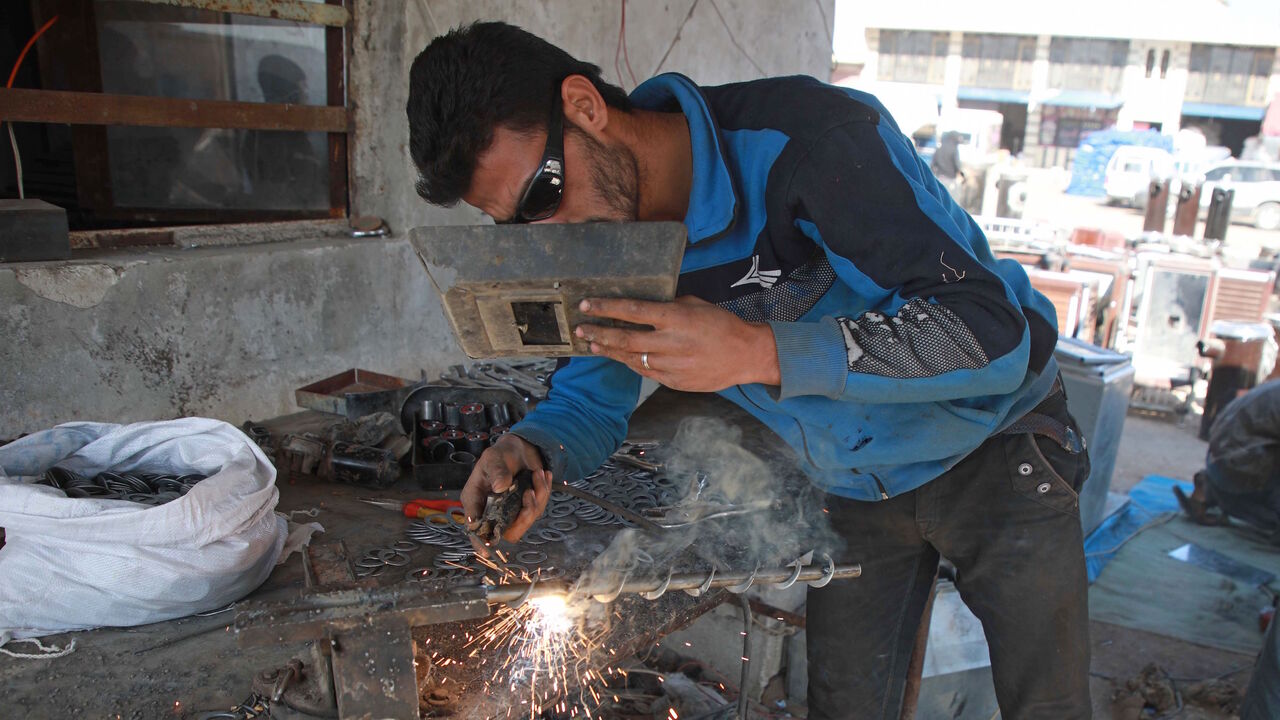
[833,0,1280,54]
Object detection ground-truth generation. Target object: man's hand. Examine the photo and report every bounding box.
[575,295,781,391]
[461,433,551,554]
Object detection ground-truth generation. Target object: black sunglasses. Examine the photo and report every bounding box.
[509,98,565,224]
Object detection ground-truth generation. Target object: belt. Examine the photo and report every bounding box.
[999,378,1086,454]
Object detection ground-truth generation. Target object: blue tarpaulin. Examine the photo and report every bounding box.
[1065,128,1174,198]
[1084,475,1190,583]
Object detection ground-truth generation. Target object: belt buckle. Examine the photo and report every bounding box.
[1063,426,1086,454]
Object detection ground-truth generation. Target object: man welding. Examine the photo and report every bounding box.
[408,21,1092,719]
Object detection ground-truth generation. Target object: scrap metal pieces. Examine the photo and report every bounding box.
[279,433,399,488]
[36,467,206,504]
[470,474,530,546]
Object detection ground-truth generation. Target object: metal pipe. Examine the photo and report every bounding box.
[482,561,861,604]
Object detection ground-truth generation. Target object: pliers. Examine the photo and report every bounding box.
[358,497,463,519]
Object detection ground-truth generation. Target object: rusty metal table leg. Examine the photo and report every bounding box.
[330,616,420,720]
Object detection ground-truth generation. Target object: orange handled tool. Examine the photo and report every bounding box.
[404,499,463,518]
[358,497,463,519]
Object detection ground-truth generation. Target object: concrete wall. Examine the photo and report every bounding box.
[350,0,836,238]
[1,0,834,435]
[0,237,455,435]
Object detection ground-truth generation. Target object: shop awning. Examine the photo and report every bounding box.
[956,87,1030,105]
[1041,90,1124,110]
[1180,102,1266,122]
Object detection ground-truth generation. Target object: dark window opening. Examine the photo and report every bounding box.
[511,302,566,347]
[1,0,350,232]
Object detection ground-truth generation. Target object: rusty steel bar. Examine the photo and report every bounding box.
[0,87,348,132]
[747,598,806,628]
[552,480,667,533]
[125,0,350,26]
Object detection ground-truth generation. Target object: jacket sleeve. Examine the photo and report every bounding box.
[767,119,1032,404]
[508,356,641,483]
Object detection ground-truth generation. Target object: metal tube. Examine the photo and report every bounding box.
[482,562,861,604]
[551,480,666,533]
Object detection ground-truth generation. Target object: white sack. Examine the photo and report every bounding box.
[0,418,287,642]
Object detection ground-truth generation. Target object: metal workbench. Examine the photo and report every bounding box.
[0,389,815,718]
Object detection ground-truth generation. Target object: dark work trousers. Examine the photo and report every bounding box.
[807,388,1092,719]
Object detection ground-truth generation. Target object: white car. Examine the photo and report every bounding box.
[1104,146,1175,207]
[1198,161,1280,231]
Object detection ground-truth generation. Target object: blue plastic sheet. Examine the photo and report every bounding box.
[1065,129,1174,198]
[1084,475,1192,583]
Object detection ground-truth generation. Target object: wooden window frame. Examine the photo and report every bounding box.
[0,0,351,226]
[1185,43,1273,107]
[878,29,949,85]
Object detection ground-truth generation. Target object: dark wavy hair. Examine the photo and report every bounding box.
[408,22,632,207]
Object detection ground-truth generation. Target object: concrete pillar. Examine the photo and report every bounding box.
[1268,48,1280,101]
[941,31,963,114]
[1024,35,1053,167]
[1165,42,1193,134]
[863,28,880,81]
[1115,41,1149,131]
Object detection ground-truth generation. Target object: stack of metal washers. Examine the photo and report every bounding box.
[353,442,722,581]
[36,467,208,505]
[352,541,418,579]
[533,461,684,530]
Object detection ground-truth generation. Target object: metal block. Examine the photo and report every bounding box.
[330,616,420,720]
[0,199,70,263]
[410,223,686,357]
[304,541,357,587]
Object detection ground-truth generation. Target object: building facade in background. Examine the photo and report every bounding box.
[832,0,1280,169]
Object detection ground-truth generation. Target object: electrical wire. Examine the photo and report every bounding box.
[614,0,639,91]
[5,15,57,88]
[7,124,21,200]
[6,14,60,200]
[620,0,638,88]
[738,595,752,719]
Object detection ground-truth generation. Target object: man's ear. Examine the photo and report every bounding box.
[560,74,609,136]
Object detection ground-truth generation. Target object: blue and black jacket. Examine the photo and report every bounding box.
[510,73,1061,501]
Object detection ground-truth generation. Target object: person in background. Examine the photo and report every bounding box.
[930,130,965,203]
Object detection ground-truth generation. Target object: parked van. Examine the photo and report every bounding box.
[1104,146,1175,207]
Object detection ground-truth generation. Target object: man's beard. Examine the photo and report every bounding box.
[572,127,640,221]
